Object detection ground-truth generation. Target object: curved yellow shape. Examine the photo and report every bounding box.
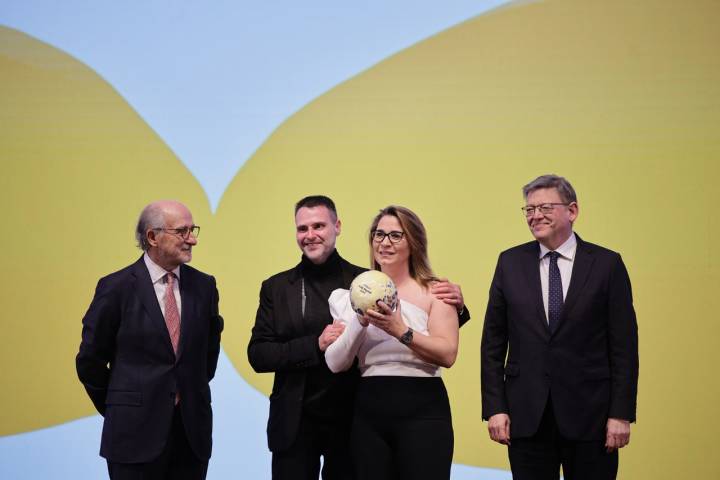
[210,0,719,475]
[0,27,210,435]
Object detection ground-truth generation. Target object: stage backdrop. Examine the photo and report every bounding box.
[1,1,719,479]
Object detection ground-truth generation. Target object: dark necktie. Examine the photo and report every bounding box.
[547,251,563,333]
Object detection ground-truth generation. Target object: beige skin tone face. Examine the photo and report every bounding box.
[295,206,341,265]
[146,201,198,271]
[373,215,411,271]
[525,187,578,251]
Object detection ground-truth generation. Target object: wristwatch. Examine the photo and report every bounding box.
[399,327,414,345]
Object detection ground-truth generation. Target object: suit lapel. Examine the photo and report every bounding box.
[287,264,305,333]
[521,243,550,338]
[132,258,175,357]
[554,235,594,335]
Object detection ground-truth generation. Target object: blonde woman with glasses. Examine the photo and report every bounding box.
[325,205,459,480]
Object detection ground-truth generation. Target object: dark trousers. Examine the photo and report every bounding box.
[351,376,453,480]
[107,406,208,480]
[508,398,618,480]
[272,413,353,480]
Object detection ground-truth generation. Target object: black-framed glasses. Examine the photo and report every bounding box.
[521,203,571,217]
[155,225,200,239]
[371,230,405,244]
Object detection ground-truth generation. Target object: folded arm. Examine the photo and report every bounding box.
[368,297,459,368]
[247,280,323,373]
[325,289,367,372]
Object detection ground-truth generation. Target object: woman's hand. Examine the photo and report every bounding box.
[365,300,405,338]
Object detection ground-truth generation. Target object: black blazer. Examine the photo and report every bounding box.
[481,235,638,441]
[76,257,223,463]
[247,253,365,453]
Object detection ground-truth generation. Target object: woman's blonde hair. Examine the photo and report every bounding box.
[369,205,436,288]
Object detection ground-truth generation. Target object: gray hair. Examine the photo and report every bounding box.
[522,174,577,204]
[135,203,166,251]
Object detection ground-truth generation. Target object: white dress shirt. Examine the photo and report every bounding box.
[143,253,182,317]
[538,232,577,324]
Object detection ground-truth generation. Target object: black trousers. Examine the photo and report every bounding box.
[107,406,208,480]
[508,398,618,480]
[272,412,354,480]
[351,376,453,480]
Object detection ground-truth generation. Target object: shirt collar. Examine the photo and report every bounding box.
[538,232,577,261]
[143,253,181,284]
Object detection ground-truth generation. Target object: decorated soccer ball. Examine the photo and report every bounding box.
[349,270,398,315]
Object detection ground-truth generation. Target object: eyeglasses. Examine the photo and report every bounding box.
[521,203,570,217]
[371,230,405,244]
[154,225,200,239]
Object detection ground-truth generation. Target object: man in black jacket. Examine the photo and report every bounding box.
[481,175,639,480]
[77,200,223,480]
[248,195,468,480]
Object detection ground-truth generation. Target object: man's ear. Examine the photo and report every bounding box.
[568,202,579,223]
[146,229,159,248]
[335,218,342,236]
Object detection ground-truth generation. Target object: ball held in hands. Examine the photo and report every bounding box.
[349,270,398,315]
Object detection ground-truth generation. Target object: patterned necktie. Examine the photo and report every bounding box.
[164,272,181,355]
[547,251,563,333]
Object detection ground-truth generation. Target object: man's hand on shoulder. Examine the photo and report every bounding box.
[431,278,465,313]
[318,320,345,352]
[605,418,631,452]
[488,413,511,445]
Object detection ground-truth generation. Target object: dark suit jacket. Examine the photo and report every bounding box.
[76,256,223,463]
[247,253,365,453]
[481,234,638,441]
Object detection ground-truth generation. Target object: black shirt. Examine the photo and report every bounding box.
[300,250,354,419]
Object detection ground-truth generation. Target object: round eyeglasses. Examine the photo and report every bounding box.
[154,225,200,239]
[371,230,405,244]
[521,203,570,217]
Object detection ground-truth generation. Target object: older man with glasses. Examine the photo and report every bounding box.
[76,200,224,480]
[481,175,639,480]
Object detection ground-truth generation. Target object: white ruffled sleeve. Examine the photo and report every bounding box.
[325,288,368,373]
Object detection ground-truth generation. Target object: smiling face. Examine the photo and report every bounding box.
[147,201,197,270]
[373,215,410,270]
[295,205,341,264]
[525,187,578,250]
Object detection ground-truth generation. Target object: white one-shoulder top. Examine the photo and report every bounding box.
[325,288,441,378]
